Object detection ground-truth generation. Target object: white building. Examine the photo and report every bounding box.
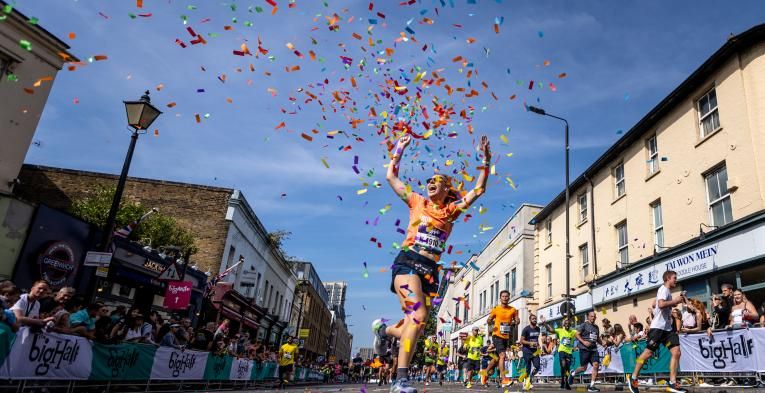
[437,204,542,361]
[221,190,297,343]
[0,1,76,196]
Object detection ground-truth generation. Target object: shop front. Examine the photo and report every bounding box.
[209,282,265,336]
[94,237,207,322]
[590,212,765,325]
[535,292,593,325]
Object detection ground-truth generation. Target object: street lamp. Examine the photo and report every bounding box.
[528,105,573,320]
[101,91,162,251]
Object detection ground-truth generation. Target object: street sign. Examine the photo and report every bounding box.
[157,262,180,280]
[95,266,109,278]
[84,251,112,267]
[299,328,310,338]
[163,281,193,309]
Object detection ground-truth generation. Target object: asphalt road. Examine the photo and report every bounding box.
[231,381,765,393]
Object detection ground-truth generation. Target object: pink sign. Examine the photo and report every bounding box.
[163,281,193,310]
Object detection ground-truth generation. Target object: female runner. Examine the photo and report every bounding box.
[373,133,491,393]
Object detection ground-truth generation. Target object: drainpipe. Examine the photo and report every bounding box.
[584,174,598,277]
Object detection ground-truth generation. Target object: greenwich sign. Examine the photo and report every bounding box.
[592,222,765,305]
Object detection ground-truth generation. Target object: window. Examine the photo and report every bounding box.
[463,296,469,321]
[613,163,625,198]
[545,220,552,245]
[511,268,517,297]
[494,281,500,305]
[616,222,629,266]
[482,290,487,312]
[706,165,733,226]
[697,88,720,137]
[579,244,589,281]
[545,264,552,299]
[652,201,665,252]
[489,284,494,307]
[578,193,588,224]
[646,135,659,175]
[455,302,460,324]
[0,51,16,83]
[504,272,510,292]
[226,245,236,269]
[478,292,483,313]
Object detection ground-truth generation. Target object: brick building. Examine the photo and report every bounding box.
[16,164,232,274]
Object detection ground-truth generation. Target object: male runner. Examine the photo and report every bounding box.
[540,316,577,390]
[520,315,541,391]
[436,339,450,386]
[423,336,437,386]
[486,290,518,387]
[627,270,688,393]
[464,327,483,388]
[278,336,299,389]
[572,311,603,392]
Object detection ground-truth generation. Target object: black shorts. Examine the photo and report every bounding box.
[579,349,599,365]
[492,335,511,353]
[646,328,679,351]
[279,364,294,375]
[465,359,481,371]
[437,364,447,372]
[390,250,440,295]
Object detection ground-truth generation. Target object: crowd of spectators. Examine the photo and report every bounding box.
[0,279,297,365]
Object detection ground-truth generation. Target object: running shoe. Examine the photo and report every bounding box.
[466,382,473,389]
[390,379,417,393]
[424,381,429,386]
[524,378,532,391]
[666,382,688,393]
[626,374,640,393]
[587,385,600,392]
[372,319,389,356]
[568,374,574,387]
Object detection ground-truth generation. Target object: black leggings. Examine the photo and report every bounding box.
[522,349,540,376]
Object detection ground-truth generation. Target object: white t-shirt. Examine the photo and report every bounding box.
[681,310,696,328]
[650,285,673,331]
[11,294,40,319]
[125,327,144,341]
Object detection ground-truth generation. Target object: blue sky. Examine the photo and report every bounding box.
[16,0,765,354]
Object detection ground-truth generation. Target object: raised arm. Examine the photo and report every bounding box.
[455,135,491,210]
[386,134,412,203]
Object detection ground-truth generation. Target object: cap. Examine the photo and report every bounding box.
[170,323,181,328]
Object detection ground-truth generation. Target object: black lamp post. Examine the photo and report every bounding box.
[528,105,573,320]
[101,90,162,251]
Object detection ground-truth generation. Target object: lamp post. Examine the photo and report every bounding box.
[101,91,162,251]
[528,105,572,320]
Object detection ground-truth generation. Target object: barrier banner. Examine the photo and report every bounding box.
[0,323,15,374]
[150,347,209,380]
[230,357,254,380]
[537,354,555,376]
[753,328,765,372]
[90,342,156,380]
[679,329,756,372]
[204,354,233,380]
[619,340,670,374]
[0,328,92,379]
[252,361,277,380]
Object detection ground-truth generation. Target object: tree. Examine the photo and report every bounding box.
[69,185,198,255]
[267,229,297,261]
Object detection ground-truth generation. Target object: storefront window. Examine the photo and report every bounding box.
[739,264,765,288]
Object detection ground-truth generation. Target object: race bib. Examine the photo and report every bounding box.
[589,332,598,340]
[284,352,292,360]
[561,337,573,346]
[469,347,480,355]
[499,323,511,334]
[414,224,447,253]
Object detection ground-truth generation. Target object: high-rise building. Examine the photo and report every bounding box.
[324,281,348,319]
[358,347,374,361]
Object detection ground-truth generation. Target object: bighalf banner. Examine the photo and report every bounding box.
[0,327,92,379]
[150,347,209,379]
[679,328,758,372]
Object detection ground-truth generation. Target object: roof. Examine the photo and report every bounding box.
[530,23,765,224]
[1,1,78,61]
[23,164,234,194]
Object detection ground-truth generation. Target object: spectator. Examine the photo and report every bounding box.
[631,322,645,341]
[94,304,113,342]
[728,289,759,328]
[38,285,57,318]
[711,283,734,329]
[680,298,707,333]
[670,308,683,332]
[0,283,20,332]
[191,322,215,351]
[12,280,55,328]
[69,302,104,339]
[759,301,765,326]
[125,313,153,343]
[214,318,230,339]
[611,324,627,346]
[160,323,181,348]
[602,318,614,335]
[110,305,126,324]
